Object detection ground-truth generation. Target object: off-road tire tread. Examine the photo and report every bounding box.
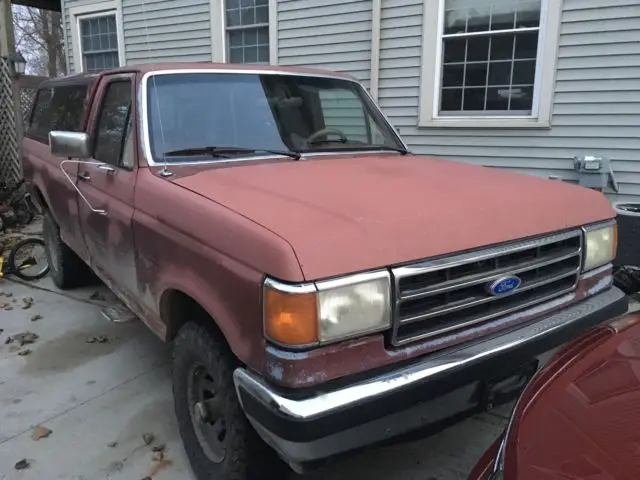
[43,211,91,289]
[173,322,284,480]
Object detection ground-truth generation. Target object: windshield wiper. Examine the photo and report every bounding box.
[163,146,302,160]
[309,143,410,155]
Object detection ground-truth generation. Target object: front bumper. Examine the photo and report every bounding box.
[234,287,627,467]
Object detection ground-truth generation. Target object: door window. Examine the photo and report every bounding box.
[93,80,132,168]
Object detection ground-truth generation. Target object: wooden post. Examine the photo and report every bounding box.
[0,0,15,57]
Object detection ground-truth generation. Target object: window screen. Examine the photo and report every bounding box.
[94,81,132,167]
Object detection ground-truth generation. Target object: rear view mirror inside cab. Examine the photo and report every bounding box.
[49,131,91,159]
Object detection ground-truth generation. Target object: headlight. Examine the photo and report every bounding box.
[583,223,617,271]
[263,271,391,347]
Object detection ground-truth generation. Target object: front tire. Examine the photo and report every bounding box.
[173,322,283,480]
[43,211,91,289]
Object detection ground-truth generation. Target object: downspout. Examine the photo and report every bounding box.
[369,0,381,100]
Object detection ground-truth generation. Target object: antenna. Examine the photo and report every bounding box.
[140,0,172,178]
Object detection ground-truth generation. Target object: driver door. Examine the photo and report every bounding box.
[76,75,138,299]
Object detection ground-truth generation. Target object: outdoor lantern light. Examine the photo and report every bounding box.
[9,51,26,77]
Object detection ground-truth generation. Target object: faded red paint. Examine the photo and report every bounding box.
[22,64,619,393]
[469,313,640,480]
[172,154,614,280]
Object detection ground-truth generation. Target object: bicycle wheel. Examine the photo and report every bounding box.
[7,238,49,280]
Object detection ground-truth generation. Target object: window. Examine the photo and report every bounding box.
[226,0,270,64]
[440,0,541,114]
[94,81,132,167]
[70,2,124,74]
[27,85,89,142]
[79,14,120,72]
[419,0,562,128]
[145,73,403,164]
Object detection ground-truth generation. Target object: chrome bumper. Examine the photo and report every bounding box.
[233,287,627,467]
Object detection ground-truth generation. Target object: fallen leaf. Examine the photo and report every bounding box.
[142,433,155,445]
[17,349,31,356]
[21,297,34,310]
[151,443,165,452]
[14,459,29,470]
[107,441,117,448]
[30,314,43,322]
[31,425,52,440]
[86,335,109,344]
[5,292,13,297]
[4,306,13,311]
[152,451,164,461]
[89,291,106,301]
[11,331,38,346]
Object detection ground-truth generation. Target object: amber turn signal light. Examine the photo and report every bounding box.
[264,286,318,346]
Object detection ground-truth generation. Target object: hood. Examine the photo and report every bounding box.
[503,314,640,480]
[172,154,614,280]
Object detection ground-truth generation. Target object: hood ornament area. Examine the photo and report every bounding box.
[487,276,522,296]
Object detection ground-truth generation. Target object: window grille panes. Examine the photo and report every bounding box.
[440,0,541,115]
[80,15,119,73]
[226,0,269,64]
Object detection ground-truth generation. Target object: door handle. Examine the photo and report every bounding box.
[79,171,91,181]
[98,164,116,175]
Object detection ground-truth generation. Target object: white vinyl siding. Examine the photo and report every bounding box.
[122,0,212,63]
[277,0,373,89]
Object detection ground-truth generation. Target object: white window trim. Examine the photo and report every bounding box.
[210,0,278,65]
[418,0,562,129]
[68,0,126,74]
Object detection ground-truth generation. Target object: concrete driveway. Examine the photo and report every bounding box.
[0,276,509,480]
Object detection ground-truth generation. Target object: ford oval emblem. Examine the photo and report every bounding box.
[487,276,522,296]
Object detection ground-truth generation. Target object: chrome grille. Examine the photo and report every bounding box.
[391,230,583,346]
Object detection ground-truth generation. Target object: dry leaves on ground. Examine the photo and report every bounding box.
[31,425,52,441]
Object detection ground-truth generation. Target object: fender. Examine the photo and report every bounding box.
[154,263,267,372]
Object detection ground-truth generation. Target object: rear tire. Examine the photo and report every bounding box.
[43,211,91,289]
[173,322,285,480]
[8,237,49,280]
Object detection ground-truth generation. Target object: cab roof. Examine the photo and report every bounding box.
[39,62,356,90]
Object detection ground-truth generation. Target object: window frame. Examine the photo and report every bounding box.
[418,0,562,129]
[91,78,134,170]
[69,1,125,74]
[210,0,278,65]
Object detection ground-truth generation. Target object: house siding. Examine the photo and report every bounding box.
[277,0,373,89]
[277,0,640,202]
[121,0,211,64]
[63,0,212,73]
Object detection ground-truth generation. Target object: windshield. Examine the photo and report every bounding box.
[145,72,404,162]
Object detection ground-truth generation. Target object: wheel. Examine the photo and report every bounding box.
[7,238,49,280]
[43,211,91,289]
[173,322,284,480]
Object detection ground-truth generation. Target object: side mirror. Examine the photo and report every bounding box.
[49,131,91,159]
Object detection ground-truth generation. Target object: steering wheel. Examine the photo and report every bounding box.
[306,127,348,146]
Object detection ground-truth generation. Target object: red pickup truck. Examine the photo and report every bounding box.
[22,63,627,480]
